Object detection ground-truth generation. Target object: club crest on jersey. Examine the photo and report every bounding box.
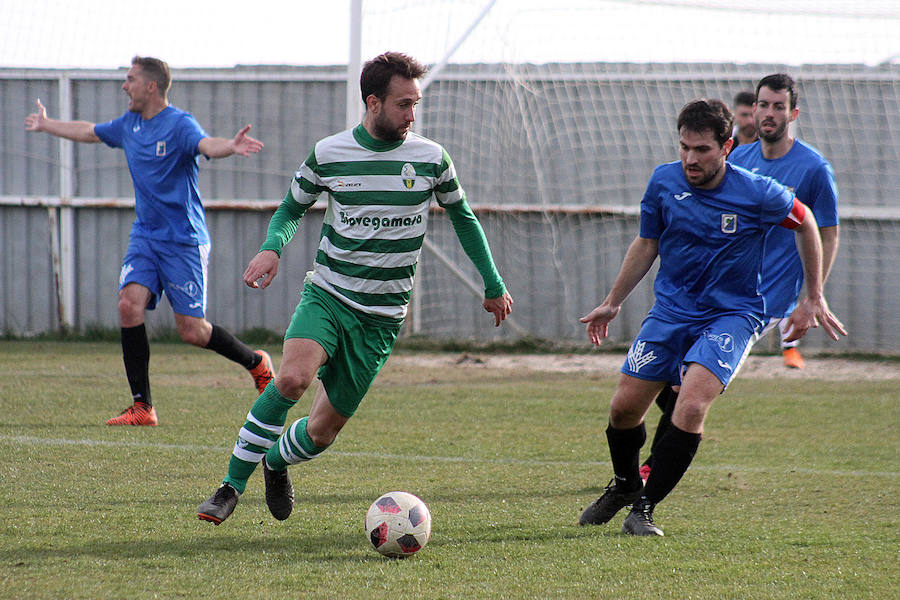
[401,162,416,189]
[156,141,166,156]
[721,214,737,233]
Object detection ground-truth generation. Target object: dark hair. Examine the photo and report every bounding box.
[756,73,798,109]
[360,52,426,104]
[131,56,171,97]
[677,99,734,147]
[733,90,756,108]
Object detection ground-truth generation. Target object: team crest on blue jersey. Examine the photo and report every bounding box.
[721,214,737,233]
[401,163,416,189]
[156,141,166,156]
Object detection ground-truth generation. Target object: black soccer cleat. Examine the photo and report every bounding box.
[262,456,294,521]
[622,496,664,536]
[198,483,239,525]
[579,478,643,526]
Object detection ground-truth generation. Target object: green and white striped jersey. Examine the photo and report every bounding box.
[288,125,466,320]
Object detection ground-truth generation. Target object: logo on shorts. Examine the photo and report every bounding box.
[156,141,166,156]
[627,340,657,373]
[168,280,200,298]
[401,163,416,189]
[707,332,734,352]
[721,214,737,233]
[717,359,733,372]
[119,263,134,286]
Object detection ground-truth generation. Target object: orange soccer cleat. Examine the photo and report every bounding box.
[782,347,805,369]
[106,402,158,426]
[249,350,275,395]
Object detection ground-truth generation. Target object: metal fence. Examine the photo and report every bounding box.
[2,63,898,353]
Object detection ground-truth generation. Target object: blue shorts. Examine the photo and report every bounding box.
[621,308,765,388]
[119,235,210,317]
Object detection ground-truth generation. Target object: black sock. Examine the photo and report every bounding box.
[643,424,702,505]
[205,324,259,369]
[121,324,151,407]
[606,423,646,492]
[645,385,678,467]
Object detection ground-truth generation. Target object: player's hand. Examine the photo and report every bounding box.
[579,303,620,346]
[232,124,263,156]
[783,295,847,342]
[483,292,513,327]
[243,250,279,289]
[25,98,48,132]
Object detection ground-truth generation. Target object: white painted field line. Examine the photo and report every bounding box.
[2,434,897,478]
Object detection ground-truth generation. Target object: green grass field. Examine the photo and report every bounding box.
[0,341,897,599]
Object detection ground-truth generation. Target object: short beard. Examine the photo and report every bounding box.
[373,114,406,142]
[758,120,787,143]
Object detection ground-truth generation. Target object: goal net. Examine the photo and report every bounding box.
[355,0,900,351]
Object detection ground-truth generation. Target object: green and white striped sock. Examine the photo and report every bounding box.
[223,382,296,493]
[265,416,329,470]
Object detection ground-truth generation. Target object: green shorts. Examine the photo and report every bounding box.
[284,283,401,417]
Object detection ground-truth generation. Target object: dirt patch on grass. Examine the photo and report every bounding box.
[388,351,900,381]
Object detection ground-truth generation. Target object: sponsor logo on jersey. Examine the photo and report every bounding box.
[401,162,416,189]
[340,211,423,231]
[156,141,166,156]
[627,340,657,373]
[674,191,692,200]
[721,214,737,233]
[707,331,734,352]
[335,180,361,188]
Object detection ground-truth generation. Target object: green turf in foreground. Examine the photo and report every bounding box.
[0,341,897,599]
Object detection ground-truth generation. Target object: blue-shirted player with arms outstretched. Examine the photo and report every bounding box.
[25,56,275,426]
[578,99,846,536]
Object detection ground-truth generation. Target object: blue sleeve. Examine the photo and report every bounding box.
[93,113,128,149]
[176,114,209,156]
[759,176,794,226]
[639,171,663,239]
[808,162,840,227]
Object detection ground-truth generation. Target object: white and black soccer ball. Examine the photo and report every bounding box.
[364,491,432,558]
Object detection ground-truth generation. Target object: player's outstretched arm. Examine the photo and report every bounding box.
[243,250,280,289]
[483,292,513,327]
[580,235,658,346]
[198,124,264,158]
[24,98,100,143]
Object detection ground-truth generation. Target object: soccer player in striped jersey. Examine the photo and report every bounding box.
[577,99,845,536]
[198,52,514,525]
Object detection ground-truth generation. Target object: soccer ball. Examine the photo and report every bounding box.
[364,491,432,558]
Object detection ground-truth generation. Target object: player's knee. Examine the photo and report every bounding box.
[176,321,206,346]
[608,403,644,429]
[275,370,316,398]
[117,295,143,323]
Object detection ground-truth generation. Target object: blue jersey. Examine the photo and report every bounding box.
[729,140,839,317]
[94,106,210,244]
[640,162,794,319]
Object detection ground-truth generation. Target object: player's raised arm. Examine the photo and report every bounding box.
[24,98,100,143]
[198,124,264,158]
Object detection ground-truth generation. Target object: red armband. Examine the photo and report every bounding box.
[779,197,806,230]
